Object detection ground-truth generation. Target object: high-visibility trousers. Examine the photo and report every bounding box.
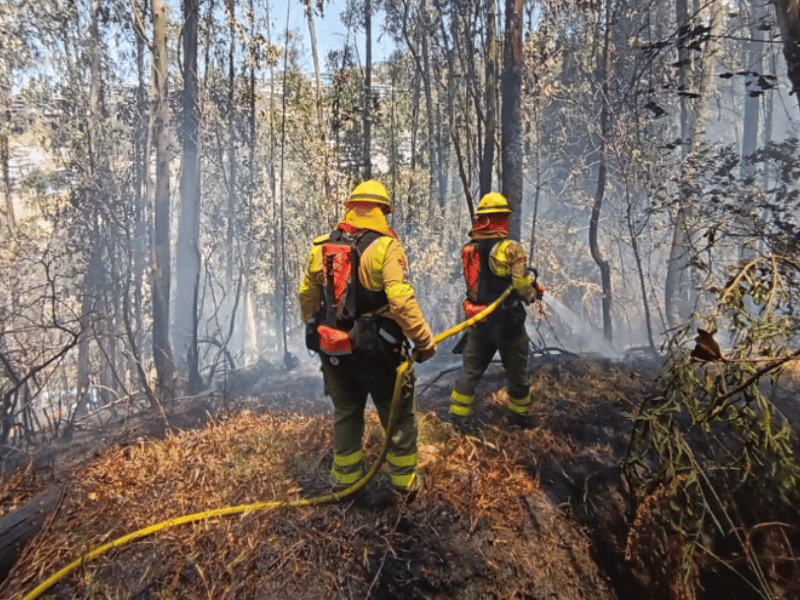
[321,352,418,492]
[450,318,530,417]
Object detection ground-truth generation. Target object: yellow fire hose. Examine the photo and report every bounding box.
[21,285,514,600]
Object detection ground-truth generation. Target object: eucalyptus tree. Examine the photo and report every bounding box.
[739,0,768,185]
[151,0,176,393]
[74,0,113,415]
[365,0,375,180]
[303,0,333,198]
[0,0,38,232]
[587,0,613,341]
[502,0,524,241]
[327,45,368,176]
[173,0,202,393]
[1,0,156,429]
[30,0,145,415]
[341,0,385,181]
[126,0,153,401]
[481,0,499,201]
[521,1,615,333]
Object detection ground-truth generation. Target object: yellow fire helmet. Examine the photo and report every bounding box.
[345,180,394,213]
[476,192,512,215]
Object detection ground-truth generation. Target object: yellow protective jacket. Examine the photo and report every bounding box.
[469,232,537,303]
[299,206,436,352]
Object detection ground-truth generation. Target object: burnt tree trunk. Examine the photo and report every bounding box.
[0,488,62,583]
[502,0,523,240]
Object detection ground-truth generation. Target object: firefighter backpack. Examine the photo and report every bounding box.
[460,238,523,321]
[309,228,404,364]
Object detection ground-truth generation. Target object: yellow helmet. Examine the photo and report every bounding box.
[345,180,394,213]
[476,192,512,215]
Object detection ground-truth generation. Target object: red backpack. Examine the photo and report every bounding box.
[314,228,384,357]
[460,238,524,320]
[461,242,486,319]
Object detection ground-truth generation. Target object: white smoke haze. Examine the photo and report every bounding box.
[536,293,623,359]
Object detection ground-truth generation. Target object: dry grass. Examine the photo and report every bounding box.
[0,357,653,600]
[0,460,39,519]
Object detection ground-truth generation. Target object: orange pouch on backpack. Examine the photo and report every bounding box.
[317,324,353,355]
[322,242,353,311]
[461,243,481,300]
[463,299,488,320]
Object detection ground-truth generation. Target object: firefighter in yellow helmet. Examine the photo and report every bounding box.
[299,180,437,498]
[449,192,544,429]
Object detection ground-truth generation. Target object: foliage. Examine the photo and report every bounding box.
[622,135,800,599]
[623,248,800,598]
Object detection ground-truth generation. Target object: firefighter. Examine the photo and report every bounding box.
[449,192,544,428]
[299,180,437,498]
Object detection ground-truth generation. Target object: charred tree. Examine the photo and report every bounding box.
[480,0,498,201]
[502,0,523,240]
[174,0,202,394]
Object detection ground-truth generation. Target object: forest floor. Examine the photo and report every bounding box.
[0,350,797,600]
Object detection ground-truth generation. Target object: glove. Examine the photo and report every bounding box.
[415,343,437,363]
[523,283,545,304]
[512,274,534,291]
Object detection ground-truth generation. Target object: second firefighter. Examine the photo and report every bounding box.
[449,192,544,428]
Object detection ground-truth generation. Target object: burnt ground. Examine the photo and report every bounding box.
[0,351,796,600]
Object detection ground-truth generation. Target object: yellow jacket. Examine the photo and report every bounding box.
[299,206,435,351]
[469,232,537,302]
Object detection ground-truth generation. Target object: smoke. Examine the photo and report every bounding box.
[535,292,622,359]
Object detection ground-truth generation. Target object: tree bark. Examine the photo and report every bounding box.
[304,0,330,199]
[0,488,62,583]
[364,0,372,179]
[419,0,441,209]
[151,0,175,395]
[76,0,105,416]
[589,0,613,342]
[129,0,151,394]
[480,0,497,200]
[225,0,237,285]
[741,0,764,183]
[664,0,718,330]
[174,0,202,394]
[502,0,524,241]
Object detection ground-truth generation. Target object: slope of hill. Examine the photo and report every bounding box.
[0,353,770,599]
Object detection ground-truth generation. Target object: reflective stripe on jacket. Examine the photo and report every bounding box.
[469,234,535,302]
[299,206,434,350]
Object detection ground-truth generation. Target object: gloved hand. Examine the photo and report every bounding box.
[415,343,437,363]
[523,283,545,304]
[512,274,534,291]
